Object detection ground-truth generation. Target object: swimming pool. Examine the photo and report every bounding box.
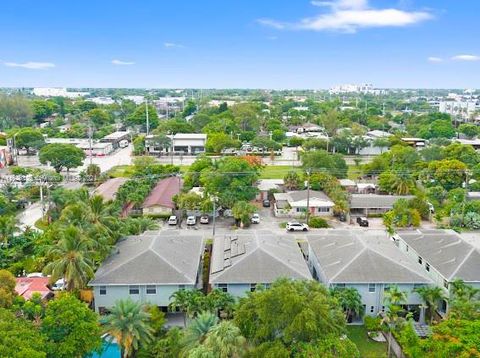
[89,339,121,358]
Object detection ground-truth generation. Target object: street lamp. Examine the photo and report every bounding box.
[211,195,218,237]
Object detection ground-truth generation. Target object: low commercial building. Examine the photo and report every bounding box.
[349,194,414,216]
[394,229,480,314]
[145,133,207,155]
[273,190,334,218]
[90,232,204,313]
[142,176,182,216]
[101,131,130,149]
[307,230,432,318]
[210,233,311,297]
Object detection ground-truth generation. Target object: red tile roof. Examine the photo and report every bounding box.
[142,177,182,209]
[15,277,52,300]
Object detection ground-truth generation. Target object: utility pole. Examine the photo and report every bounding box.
[462,170,470,224]
[88,122,93,166]
[145,100,150,136]
[212,198,216,237]
[306,168,311,224]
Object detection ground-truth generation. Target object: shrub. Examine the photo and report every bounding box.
[308,217,329,228]
[364,316,382,332]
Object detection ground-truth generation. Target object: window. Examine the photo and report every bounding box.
[425,263,430,272]
[146,285,156,295]
[384,285,390,292]
[418,256,423,265]
[406,245,409,252]
[317,207,330,213]
[129,285,139,295]
[336,283,346,289]
[264,283,271,289]
[443,280,449,289]
[381,306,385,312]
[370,306,375,313]
[99,286,107,295]
[413,284,423,289]
[250,283,257,292]
[368,283,376,293]
[218,284,228,293]
[178,285,185,291]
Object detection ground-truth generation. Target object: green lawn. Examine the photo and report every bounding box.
[346,326,387,358]
[260,165,302,179]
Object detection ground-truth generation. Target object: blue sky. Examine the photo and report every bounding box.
[0,0,479,89]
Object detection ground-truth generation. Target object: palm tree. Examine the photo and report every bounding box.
[392,172,414,195]
[413,285,446,324]
[43,225,94,291]
[169,289,191,327]
[382,304,403,358]
[331,287,364,322]
[182,311,218,352]
[204,321,246,358]
[383,285,407,306]
[0,215,16,244]
[103,298,154,358]
[204,289,235,318]
[450,279,480,300]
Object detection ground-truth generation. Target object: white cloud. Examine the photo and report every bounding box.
[3,61,55,70]
[428,56,443,63]
[259,0,433,33]
[164,42,185,48]
[451,54,480,62]
[112,59,135,65]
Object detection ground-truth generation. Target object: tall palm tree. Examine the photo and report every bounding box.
[0,215,16,244]
[103,299,154,358]
[204,321,246,358]
[182,311,218,352]
[414,285,446,324]
[204,289,235,318]
[383,285,407,306]
[392,172,414,195]
[450,279,480,300]
[43,225,94,291]
[331,287,364,322]
[169,289,192,327]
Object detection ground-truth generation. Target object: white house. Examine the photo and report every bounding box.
[90,232,204,314]
[209,233,311,298]
[273,190,334,218]
[307,229,432,319]
[394,229,480,314]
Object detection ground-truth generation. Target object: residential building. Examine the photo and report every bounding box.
[145,133,207,155]
[94,177,128,202]
[394,229,480,313]
[256,179,284,201]
[349,194,414,216]
[209,233,311,297]
[15,277,53,300]
[90,232,204,313]
[100,131,130,149]
[142,176,182,216]
[45,137,114,156]
[307,229,432,318]
[32,87,89,98]
[273,190,334,218]
[401,137,426,148]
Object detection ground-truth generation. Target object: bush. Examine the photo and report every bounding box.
[364,316,382,332]
[308,217,329,228]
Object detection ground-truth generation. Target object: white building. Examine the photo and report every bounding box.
[273,190,334,218]
[439,100,478,120]
[91,97,116,105]
[307,229,432,319]
[33,87,89,98]
[145,133,207,155]
[329,83,384,95]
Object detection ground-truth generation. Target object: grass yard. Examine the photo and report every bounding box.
[260,165,302,179]
[107,165,136,178]
[346,325,387,358]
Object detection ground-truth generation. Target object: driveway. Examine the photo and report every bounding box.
[16,202,43,231]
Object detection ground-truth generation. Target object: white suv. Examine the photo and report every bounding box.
[251,213,260,224]
[168,216,178,225]
[186,216,196,226]
[286,222,309,232]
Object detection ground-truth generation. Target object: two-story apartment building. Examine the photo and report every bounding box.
[209,233,311,297]
[394,229,480,314]
[307,229,432,318]
[90,232,204,314]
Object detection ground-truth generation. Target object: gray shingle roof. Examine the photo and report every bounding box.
[308,229,432,284]
[210,233,312,284]
[90,233,203,285]
[350,194,414,209]
[396,229,480,282]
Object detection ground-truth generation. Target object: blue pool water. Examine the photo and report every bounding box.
[89,340,121,358]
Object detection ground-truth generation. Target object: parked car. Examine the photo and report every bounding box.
[119,139,129,148]
[251,213,260,224]
[356,217,369,227]
[286,222,309,232]
[52,279,65,291]
[186,216,196,226]
[200,215,209,224]
[262,199,271,208]
[168,215,178,225]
